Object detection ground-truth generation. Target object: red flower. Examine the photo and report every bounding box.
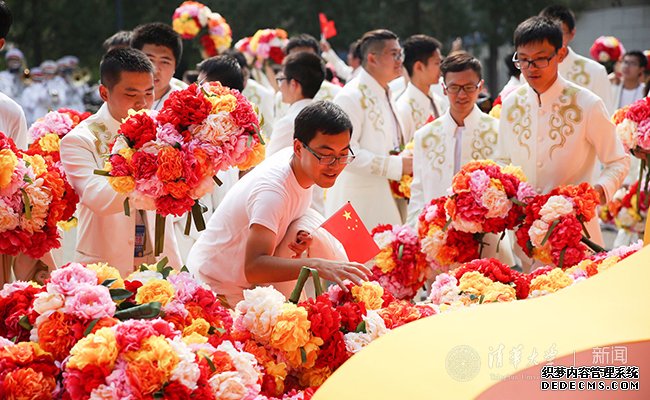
[231,91,260,133]
[551,245,586,268]
[336,301,366,333]
[163,381,193,399]
[199,34,217,58]
[450,193,488,223]
[314,331,348,369]
[624,97,650,124]
[155,194,195,217]
[118,112,157,149]
[0,131,19,152]
[0,284,42,342]
[132,151,158,181]
[548,216,583,250]
[63,364,111,400]
[108,154,132,177]
[157,85,212,129]
[300,295,340,339]
[371,224,393,236]
[269,46,285,65]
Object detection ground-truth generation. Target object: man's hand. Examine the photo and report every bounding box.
[309,258,372,290]
[288,230,313,258]
[595,184,606,205]
[320,39,331,52]
[401,154,413,176]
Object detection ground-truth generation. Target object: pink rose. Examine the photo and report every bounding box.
[49,263,99,296]
[65,283,116,320]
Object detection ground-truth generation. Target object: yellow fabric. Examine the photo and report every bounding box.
[315,246,650,400]
[645,216,650,245]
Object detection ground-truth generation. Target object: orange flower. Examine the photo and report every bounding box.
[193,147,212,178]
[285,334,323,369]
[351,282,384,310]
[2,367,57,398]
[298,366,332,387]
[208,350,236,374]
[450,172,471,193]
[135,279,175,306]
[269,303,311,352]
[164,180,190,199]
[67,327,118,370]
[156,147,184,182]
[37,311,79,361]
[124,336,178,395]
[236,141,266,171]
[611,106,629,125]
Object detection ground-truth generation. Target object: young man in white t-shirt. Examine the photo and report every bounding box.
[187,101,370,306]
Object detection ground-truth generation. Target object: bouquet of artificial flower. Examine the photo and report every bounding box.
[370,224,431,300]
[172,1,212,39]
[0,339,59,399]
[199,12,232,58]
[589,36,625,64]
[237,28,288,69]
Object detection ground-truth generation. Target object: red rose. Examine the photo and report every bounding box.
[314,331,348,369]
[336,301,366,333]
[63,363,111,399]
[108,154,132,177]
[163,381,193,399]
[118,112,157,149]
[231,91,260,132]
[157,85,212,129]
[624,97,650,124]
[0,285,43,341]
[268,46,285,65]
[301,295,340,339]
[548,216,583,250]
[132,151,158,181]
[155,194,195,217]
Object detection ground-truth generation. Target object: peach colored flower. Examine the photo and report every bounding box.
[135,279,175,306]
[67,327,118,370]
[269,303,311,352]
[351,282,384,310]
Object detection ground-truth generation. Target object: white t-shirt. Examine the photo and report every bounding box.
[186,148,312,303]
[618,86,645,109]
[0,91,28,149]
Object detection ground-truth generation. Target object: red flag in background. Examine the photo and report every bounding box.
[319,13,337,39]
[321,202,380,263]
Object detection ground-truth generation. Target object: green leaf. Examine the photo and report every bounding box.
[109,288,134,301]
[23,175,33,184]
[114,302,162,320]
[18,315,32,331]
[101,278,117,287]
[21,189,31,220]
[397,244,404,260]
[558,247,567,269]
[161,266,174,279]
[156,256,169,271]
[139,264,149,272]
[355,320,367,333]
[509,196,526,207]
[540,219,560,246]
[300,347,307,364]
[256,129,265,145]
[93,169,111,176]
[153,391,164,400]
[180,265,189,273]
[246,133,253,147]
[83,318,100,336]
[183,212,192,236]
[203,354,217,372]
[123,197,130,217]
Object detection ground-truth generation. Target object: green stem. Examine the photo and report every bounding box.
[289,267,311,304]
[581,236,606,254]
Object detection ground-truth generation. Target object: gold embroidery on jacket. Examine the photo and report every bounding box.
[88,122,113,156]
[566,59,590,87]
[420,121,446,177]
[507,87,532,158]
[359,84,385,132]
[472,117,498,160]
[548,86,583,159]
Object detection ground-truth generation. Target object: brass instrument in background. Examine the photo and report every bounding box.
[71,67,91,87]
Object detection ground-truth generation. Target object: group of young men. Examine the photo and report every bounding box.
[0,1,640,304]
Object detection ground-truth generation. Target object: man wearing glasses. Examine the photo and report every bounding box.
[407,52,514,265]
[325,29,409,229]
[497,16,629,269]
[187,101,370,307]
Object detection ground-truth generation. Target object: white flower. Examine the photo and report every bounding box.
[210,371,249,400]
[373,230,396,249]
[343,332,372,353]
[363,310,389,340]
[529,219,550,247]
[169,337,201,390]
[125,270,164,284]
[540,195,574,223]
[420,231,445,262]
[616,119,638,151]
[32,290,65,315]
[235,286,285,343]
[216,340,262,390]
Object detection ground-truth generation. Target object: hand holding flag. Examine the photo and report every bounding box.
[319,13,337,40]
[321,202,380,263]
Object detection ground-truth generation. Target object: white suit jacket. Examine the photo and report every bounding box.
[325,68,405,229]
[243,78,275,138]
[497,76,630,244]
[60,103,182,276]
[395,82,449,143]
[559,47,613,114]
[273,80,341,120]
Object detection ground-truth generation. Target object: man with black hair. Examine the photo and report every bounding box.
[274,34,341,120]
[103,30,132,52]
[197,55,244,91]
[0,0,27,150]
[187,101,369,306]
[611,50,647,110]
[498,16,629,265]
[325,29,408,229]
[266,52,325,156]
[539,5,613,113]
[497,52,523,100]
[321,38,362,82]
[60,48,182,276]
[225,49,276,139]
[131,22,187,111]
[396,34,448,142]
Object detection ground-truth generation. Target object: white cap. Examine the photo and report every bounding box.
[40,60,58,74]
[5,48,24,60]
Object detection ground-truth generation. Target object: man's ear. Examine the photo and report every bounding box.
[293,138,303,158]
[99,84,109,103]
[557,47,568,63]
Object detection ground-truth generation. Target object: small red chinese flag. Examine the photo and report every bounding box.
[319,13,337,39]
[321,202,380,263]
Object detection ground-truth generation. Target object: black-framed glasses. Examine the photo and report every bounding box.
[276,75,288,84]
[512,52,556,69]
[302,143,355,165]
[443,82,481,94]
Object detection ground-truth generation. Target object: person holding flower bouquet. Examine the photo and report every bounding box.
[187,101,370,306]
[60,48,182,276]
[498,17,629,268]
[408,52,514,265]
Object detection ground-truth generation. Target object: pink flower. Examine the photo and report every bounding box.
[65,283,116,320]
[114,318,177,352]
[516,182,536,202]
[469,169,490,199]
[636,119,650,150]
[156,123,184,146]
[0,159,31,197]
[135,176,164,198]
[28,111,74,142]
[168,272,201,302]
[49,262,99,296]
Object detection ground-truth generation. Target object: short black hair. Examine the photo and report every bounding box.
[285,34,320,55]
[441,51,482,81]
[100,47,154,89]
[131,22,183,66]
[349,39,362,61]
[182,69,199,84]
[625,50,648,70]
[402,34,442,77]
[223,49,248,70]
[514,16,563,52]
[283,52,325,99]
[0,1,12,39]
[294,101,352,144]
[359,29,399,67]
[103,30,133,52]
[539,5,576,32]
[197,55,244,91]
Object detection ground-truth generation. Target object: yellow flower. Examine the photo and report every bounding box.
[183,317,210,337]
[285,335,323,369]
[270,303,311,352]
[237,140,265,171]
[124,335,179,395]
[38,133,61,153]
[299,366,332,387]
[483,281,516,303]
[57,217,78,231]
[87,262,125,289]
[502,164,527,182]
[0,149,18,189]
[118,147,136,162]
[399,174,412,198]
[374,247,396,273]
[135,279,175,306]
[458,271,493,297]
[109,176,135,194]
[597,256,620,272]
[532,247,553,265]
[488,103,502,119]
[67,327,118,370]
[173,15,201,37]
[529,268,573,293]
[206,93,238,113]
[182,332,208,346]
[264,361,288,395]
[351,282,384,310]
